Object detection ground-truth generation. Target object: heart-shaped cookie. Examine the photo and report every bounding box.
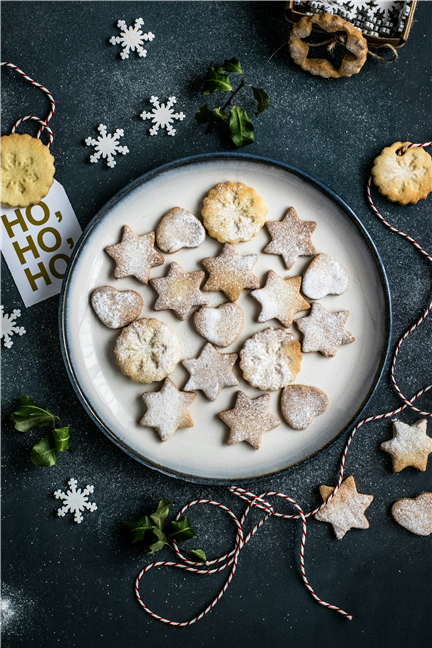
[91,286,143,329]
[281,384,329,429]
[302,253,349,300]
[391,493,432,536]
[193,303,244,347]
[156,207,205,254]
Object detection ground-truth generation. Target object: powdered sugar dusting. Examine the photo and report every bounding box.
[193,303,244,347]
[156,207,206,253]
[91,286,143,328]
[302,253,349,299]
[391,493,432,536]
[281,384,329,430]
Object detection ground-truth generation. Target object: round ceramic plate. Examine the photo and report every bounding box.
[60,153,391,484]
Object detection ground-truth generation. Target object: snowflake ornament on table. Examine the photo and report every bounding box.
[54,478,97,524]
[140,96,186,136]
[110,18,155,60]
[85,124,129,168]
[1,306,26,348]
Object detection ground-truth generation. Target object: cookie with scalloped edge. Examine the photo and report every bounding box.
[372,141,432,205]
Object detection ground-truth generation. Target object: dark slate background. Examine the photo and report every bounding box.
[1,2,431,647]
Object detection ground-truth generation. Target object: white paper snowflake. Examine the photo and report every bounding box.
[110,18,155,60]
[140,96,186,136]
[1,306,26,348]
[54,478,97,524]
[85,124,129,168]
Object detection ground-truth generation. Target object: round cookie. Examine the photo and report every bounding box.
[1,133,55,207]
[114,318,181,384]
[193,303,244,347]
[239,327,302,391]
[201,181,268,244]
[91,286,143,329]
[281,385,329,430]
[156,207,206,254]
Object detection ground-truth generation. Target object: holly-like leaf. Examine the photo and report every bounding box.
[11,395,58,432]
[252,86,271,115]
[30,437,58,467]
[167,516,197,544]
[123,515,154,543]
[52,427,70,452]
[195,104,228,125]
[217,58,243,75]
[189,549,207,562]
[202,67,233,95]
[228,106,254,148]
[150,499,174,530]
[149,527,171,554]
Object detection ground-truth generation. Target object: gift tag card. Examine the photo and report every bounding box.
[1,180,83,307]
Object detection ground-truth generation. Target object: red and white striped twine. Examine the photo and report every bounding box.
[134,143,431,625]
[1,61,55,147]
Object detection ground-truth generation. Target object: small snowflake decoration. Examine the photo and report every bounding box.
[110,18,155,60]
[85,124,129,168]
[140,96,186,137]
[1,306,26,348]
[54,478,97,524]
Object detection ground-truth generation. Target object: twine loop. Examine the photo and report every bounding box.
[309,34,399,62]
[1,62,55,147]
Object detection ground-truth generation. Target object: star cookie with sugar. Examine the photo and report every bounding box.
[314,475,374,540]
[264,207,317,269]
[140,377,196,441]
[105,225,164,284]
[251,270,310,328]
[219,391,280,449]
[201,243,260,302]
[381,419,432,472]
[183,343,238,402]
[150,262,208,320]
[295,302,355,357]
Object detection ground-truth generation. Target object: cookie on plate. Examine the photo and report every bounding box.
[193,303,244,347]
[264,207,317,269]
[239,327,302,391]
[1,133,55,207]
[302,253,349,300]
[156,207,206,254]
[372,141,432,205]
[391,493,432,536]
[114,318,181,383]
[380,419,432,472]
[201,243,260,302]
[295,302,355,357]
[140,378,195,442]
[91,286,143,329]
[183,343,238,401]
[201,181,268,244]
[280,385,329,430]
[150,262,208,320]
[219,391,280,449]
[250,270,310,328]
[105,225,164,284]
[314,475,374,540]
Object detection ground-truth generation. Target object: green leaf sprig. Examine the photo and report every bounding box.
[11,395,70,467]
[195,57,270,148]
[123,499,206,561]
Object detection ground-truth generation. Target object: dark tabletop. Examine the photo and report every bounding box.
[2,2,431,647]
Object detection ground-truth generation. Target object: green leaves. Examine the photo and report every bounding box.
[229,106,254,148]
[123,499,206,560]
[195,57,270,148]
[11,395,70,467]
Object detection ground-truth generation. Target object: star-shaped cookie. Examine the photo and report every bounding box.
[219,391,280,449]
[264,207,317,269]
[295,302,354,357]
[250,270,310,328]
[381,419,432,472]
[150,262,208,320]
[183,343,238,401]
[140,378,196,442]
[105,225,164,284]
[314,475,374,540]
[201,243,260,302]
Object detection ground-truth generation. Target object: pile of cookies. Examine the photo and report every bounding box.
[91,181,355,449]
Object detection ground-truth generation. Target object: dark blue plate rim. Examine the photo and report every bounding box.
[59,152,392,486]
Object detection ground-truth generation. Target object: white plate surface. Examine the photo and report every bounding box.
[61,155,390,483]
